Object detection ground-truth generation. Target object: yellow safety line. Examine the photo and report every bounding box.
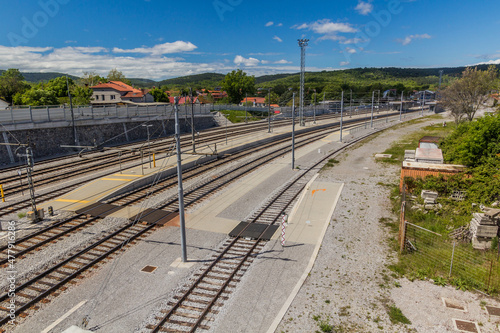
[102,178,134,181]
[55,199,90,203]
[113,174,143,177]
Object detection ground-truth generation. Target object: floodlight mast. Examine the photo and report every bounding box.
[298,39,309,127]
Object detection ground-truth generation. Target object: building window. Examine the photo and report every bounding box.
[95,95,99,100]
[111,95,116,100]
[102,95,105,100]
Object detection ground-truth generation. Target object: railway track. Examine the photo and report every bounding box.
[0,119,348,264]
[0,111,411,330]
[144,128,388,332]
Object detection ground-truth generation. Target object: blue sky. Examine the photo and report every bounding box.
[1,0,499,80]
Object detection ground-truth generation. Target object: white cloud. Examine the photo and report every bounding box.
[113,41,197,55]
[265,21,274,27]
[341,37,369,45]
[345,47,357,54]
[234,55,261,66]
[277,23,283,27]
[355,1,373,15]
[0,44,335,80]
[273,36,283,43]
[340,61,350,66]
[396,34,431,45]
[474,59,500,65]
[274,59,292,64]
[65,40,77,44]
[296,19,357,34]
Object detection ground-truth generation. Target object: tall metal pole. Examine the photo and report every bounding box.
[66,75,76,145]
[313,89,316,124]
[190,88,196,153]
[421,91,425,116]
[350,89,352,117]
[292,92,296,170]
[298,39,309,127]
[400,91,403,121]
[26,146,38,222]
[370,91,375,128]
[340,91,344,142]
[174,97,187,263]
[245,92,248,123]
[268,88,271,133]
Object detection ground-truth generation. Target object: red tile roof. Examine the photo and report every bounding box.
[90,81,143,94]
[241,97,266,104]
[168,96,198,104]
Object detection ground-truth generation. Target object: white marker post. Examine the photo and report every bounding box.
[281,214,288,247]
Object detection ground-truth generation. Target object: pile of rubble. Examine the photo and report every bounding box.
[470,209,500,250]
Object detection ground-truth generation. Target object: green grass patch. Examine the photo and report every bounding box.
[378,122,454,165]
[17,212,26,218]
[217,110,263,123]
[388,306,411,325]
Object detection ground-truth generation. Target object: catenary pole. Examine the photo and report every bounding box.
[174,97,187,262]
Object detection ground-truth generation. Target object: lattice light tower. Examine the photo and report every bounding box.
[298,39,309,126]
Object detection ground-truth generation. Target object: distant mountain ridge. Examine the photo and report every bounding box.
[1,65,498,87]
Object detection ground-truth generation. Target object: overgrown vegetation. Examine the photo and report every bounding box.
[387,306,411,325]
[217,110,262,123]
[387,113,500,293]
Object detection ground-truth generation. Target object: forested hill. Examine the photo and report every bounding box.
[2,65,498,89]
[0,70,79,83]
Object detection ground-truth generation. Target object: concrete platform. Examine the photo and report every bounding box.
[279,178,343,245]
[41,113,353,220]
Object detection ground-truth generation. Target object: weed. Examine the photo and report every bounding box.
[319,321,333,333]
[433,276,447,287]
[325,300,330,304]
[394,281,402,288]
[388,306,411,325]
[312,315,321,322]
[17,212,26,218]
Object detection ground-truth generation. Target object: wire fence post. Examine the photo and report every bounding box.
[399,184,407,253]
[449,241,456,277]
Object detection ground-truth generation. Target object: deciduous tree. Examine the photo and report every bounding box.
[0,69,28,104]
[442,66,498,123]
[107,68,131,85]
[220,70,255,104]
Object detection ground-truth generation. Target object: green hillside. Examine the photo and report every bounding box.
[0,70,79,83]
[157,73,226,88]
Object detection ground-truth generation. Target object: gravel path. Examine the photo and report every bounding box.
[276,112,500,333]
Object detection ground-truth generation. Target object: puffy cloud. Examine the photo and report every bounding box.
[340,61,350,66]
[273,36,283,42]
[265,21,274,27]
[355,1,373,15]
[234,55,261,66]
[396,34,431,45]
[0,44,333,80]
[113,41,197,55]
[296,19,357,34]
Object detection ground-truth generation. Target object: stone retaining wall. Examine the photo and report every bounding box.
[0,115,216,166]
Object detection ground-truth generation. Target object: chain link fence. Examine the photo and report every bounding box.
[398,187,500,294]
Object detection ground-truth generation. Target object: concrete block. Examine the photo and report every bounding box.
[476,225,498,238]
[472,236,493,250]
[421,190,438,200]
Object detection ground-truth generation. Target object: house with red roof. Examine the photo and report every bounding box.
[240,97,266,107]
[168,96,200,105]
[90,81,155,105]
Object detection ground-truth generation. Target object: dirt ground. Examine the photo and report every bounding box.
[276,112,500,333]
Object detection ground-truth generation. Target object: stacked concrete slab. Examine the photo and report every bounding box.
[421,190,440,210]
[470,210,500,250]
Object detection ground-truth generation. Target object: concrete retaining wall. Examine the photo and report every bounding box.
[0,115,216,166]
